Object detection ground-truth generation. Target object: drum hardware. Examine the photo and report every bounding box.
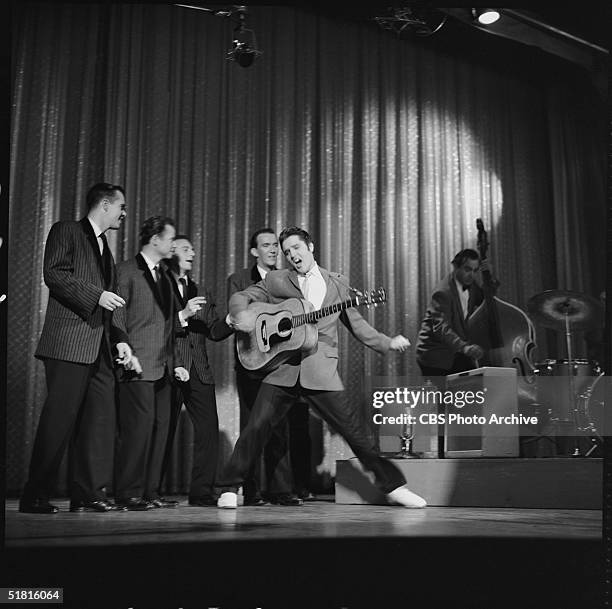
[527,290,604,457]
[576,374,605,457]
[518,401,558,453]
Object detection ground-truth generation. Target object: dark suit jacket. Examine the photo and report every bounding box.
[35,218,124,364]
[415,273,484,369]
[227,264,266,373]
[170,274,232,384]
[113,254,179,382]
[227,264,262,302]
[229,267,391,391]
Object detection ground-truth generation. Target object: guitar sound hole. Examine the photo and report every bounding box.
[277,316,293,337]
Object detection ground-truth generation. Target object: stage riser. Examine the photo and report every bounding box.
[335,458,602,509]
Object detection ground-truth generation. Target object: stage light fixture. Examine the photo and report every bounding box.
[472,8,501,25]
[374,6,447,37]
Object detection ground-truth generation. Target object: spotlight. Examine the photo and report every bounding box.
[472,8,501,25]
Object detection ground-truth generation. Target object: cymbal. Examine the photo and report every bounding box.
[527,290,603,331]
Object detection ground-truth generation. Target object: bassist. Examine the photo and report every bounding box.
[416,248,498,380]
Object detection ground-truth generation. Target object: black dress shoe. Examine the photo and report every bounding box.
[147,497,179,508]
[19,499,59,514]
[116,498,155,511]
[70,500,127,513]
[268,494,304,506]
[244,495,269,506]
[188,496,217,507]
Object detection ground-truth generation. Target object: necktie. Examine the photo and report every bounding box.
[99,233,111,287]
[178,277,187,299]
[153,265,161,283]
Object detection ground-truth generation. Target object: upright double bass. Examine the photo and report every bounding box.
[467,219,538,406]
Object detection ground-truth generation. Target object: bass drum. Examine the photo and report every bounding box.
[578,373,607,440]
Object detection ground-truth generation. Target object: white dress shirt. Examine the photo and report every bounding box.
[455,278,470,319]
[298,263,326,311]
[256,265,270,280]
[140,251,161,282]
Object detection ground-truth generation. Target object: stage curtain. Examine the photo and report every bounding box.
[8,4,606,494]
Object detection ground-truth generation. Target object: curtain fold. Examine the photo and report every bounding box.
[8,4,606,493]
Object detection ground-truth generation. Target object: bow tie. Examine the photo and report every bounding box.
[461,284,469,292]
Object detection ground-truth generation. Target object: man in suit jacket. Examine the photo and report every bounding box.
[216,226,426,509]
[227,228,299,506]
[415,248,491,378]
[158,235,232,506]
[20,183,133,514]
[113,216,188,510]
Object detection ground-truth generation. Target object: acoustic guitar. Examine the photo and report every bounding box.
[236,288,387,372]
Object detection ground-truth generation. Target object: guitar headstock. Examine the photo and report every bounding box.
[351,287,387,307]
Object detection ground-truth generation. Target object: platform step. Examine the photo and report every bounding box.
[335,457,602,509]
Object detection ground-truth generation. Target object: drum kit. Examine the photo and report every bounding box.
[527,289,606,457]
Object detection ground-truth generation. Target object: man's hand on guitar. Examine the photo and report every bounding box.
[181,296,208,320]
[229,309,257,333]
[389,335,411,352]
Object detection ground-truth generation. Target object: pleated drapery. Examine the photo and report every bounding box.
[8,4,606,493]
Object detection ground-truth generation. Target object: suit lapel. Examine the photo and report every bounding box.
[287,269,302,295]
[319,267,334,309]
[250,264,261,283]
[449,275,468,332]
[80,218,105,282]
[158,266,172,318]
[466,286,477,319]
[186,277,197,301]
[170,273,187,308]
[136,253,166,312]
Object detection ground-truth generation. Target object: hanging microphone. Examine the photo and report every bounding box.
[226,7,262,67]
[175,4,262,66]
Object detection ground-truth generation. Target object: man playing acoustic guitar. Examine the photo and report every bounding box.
[216,226,426,509]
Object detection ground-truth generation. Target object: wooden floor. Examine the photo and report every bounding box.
[4,496,602,609]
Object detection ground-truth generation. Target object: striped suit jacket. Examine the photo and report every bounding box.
[35,218,124,364]
[113,254,180,382]
[229,267,392,391]
[170,273,232,384]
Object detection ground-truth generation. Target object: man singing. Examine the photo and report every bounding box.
[216,226,426,509]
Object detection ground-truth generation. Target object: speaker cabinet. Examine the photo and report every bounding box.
[444,367,519,457]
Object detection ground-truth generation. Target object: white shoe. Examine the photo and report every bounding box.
[217,492,238,509]
[386,485,427,508]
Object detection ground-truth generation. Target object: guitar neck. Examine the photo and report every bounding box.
[292,298,357,327]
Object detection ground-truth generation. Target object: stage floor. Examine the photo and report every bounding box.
[4,497,603,609]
